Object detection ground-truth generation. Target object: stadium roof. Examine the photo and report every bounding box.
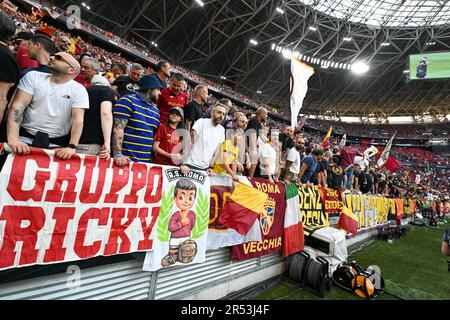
[300,0,450,28]
[46,0,450,121]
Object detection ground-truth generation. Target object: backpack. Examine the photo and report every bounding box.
[332,261,384,299]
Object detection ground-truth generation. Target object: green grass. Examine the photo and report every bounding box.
[410,52,450,80]
[256,220,450,300]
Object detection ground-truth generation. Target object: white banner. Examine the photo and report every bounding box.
[377,133,396,167]
[143,168,210,272]
[290,57,315,127]
[340,134,347,148]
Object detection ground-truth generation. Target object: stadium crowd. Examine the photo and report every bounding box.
[306,118,449,140]
[0,5,449,210]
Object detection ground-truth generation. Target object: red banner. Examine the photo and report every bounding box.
[231,179,286,261]
[323,188,343,226]
[0,149,163,271]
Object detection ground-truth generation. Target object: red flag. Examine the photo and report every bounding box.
[384,156,402,173]
[219,182,268,235]
[337,205,358,235]
[32,7,46,20]
[322,127,333,150]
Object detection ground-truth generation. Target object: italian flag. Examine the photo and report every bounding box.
[283,183,304,257]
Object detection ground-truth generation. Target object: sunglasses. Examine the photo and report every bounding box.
[52,54,76,69]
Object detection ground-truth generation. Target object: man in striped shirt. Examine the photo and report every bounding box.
[112,75,163,166]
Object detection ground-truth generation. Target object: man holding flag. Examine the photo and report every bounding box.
[340,134,347,148]
[377,133,396,168]
[290,57,314,127]
[338,141,363,189]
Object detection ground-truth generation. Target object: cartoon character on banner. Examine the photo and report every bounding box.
[161,179,198,267]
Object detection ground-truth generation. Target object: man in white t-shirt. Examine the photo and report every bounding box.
[258,132,277,183]
[354,155,369,172]
[282,136,305,185]
[181,103,226,173]
[7,52,89,160]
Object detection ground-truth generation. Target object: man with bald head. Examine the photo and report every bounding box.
[7,52,89,160]
[184,84,208,131]
[55,35,71,53]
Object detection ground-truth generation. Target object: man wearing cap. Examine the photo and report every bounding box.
[153,107,183,166]
[112,74,162,166]
[7,52,89,160]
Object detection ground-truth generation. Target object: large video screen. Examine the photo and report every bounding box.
[409,51,450,80]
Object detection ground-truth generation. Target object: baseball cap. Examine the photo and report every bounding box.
[139,75,164,90]
[53,52,80,71]
[169,107,184,119]
[12,31,33,41]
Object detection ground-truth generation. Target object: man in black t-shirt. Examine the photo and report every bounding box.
[316,150,332,187]
[360,170,374,194]
[184,84,208,131]
[327,156,346,190]
[377,175,388,195]
[0,12,20,143]
[351,164,364,192]
[77,74,115,159]
[112,63,144,98]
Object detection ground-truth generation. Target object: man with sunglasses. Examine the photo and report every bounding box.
[282,136,305,186]
[7,52,89,160]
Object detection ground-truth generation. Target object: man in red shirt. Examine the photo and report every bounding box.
[14,32,39,71]
[338,141,363,189]
[153,107,183,166]
[156,73,188,124]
